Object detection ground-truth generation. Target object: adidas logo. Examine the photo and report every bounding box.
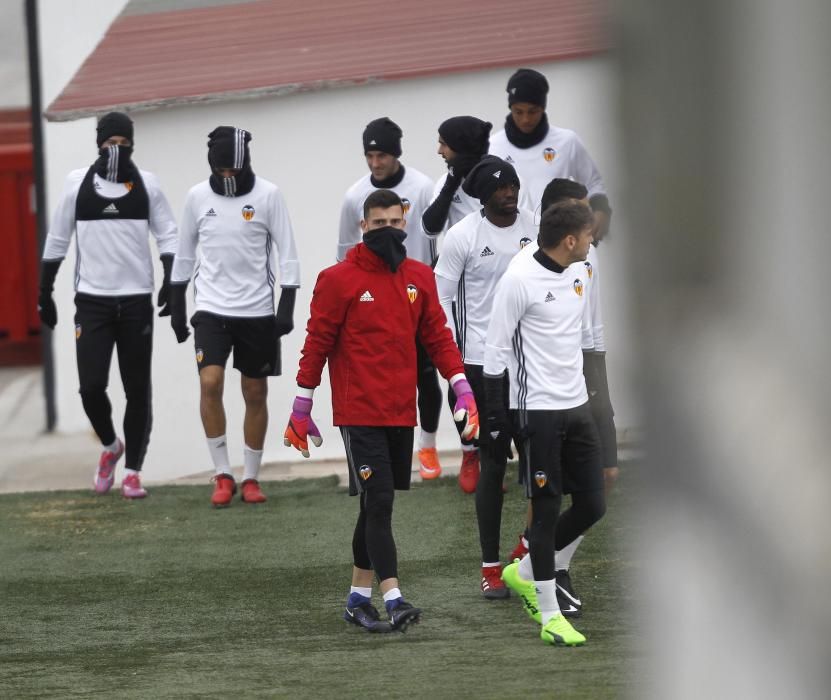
[452,194,462,203]
[505,155,515,163]
[492,170,501,179]
[480,246,494,257]
[206,208,217,217]
[102,203,119,214]
[369,139,377,145]
[360,290,374,302]
[545,291,556,302]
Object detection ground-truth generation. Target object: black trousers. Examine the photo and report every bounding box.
[74,293,154,471]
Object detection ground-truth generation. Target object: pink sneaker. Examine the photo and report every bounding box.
[94,438,124,494]
[121,472,147,499]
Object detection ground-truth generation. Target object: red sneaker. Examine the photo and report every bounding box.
[458,450,480,494]
[121,472,147,499]
[481,564,509,599]
[509,533,529,563]
[211,474,236,507]
[240,478,267,503]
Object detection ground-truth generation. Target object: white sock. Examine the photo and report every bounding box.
[207,435,231,475]
[461,443,477,453]
[382,587,402,603]
[535,579,560,625]
[518,552,534,581]
[482,561,501,569]
[124,468,139,477]
[555,535,584,571]
[418,430,437,450]
[350,586,372,598]
[243,445,263,481]
[104,438,120,453]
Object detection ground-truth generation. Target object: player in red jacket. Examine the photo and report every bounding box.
[284,189,479,633]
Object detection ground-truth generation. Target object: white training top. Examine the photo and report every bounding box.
[172,177,301,317]
[43,169,178,295]
[515,241,604,352]
[425,172,536,234]
[484,249,591,410]
[489,124,606,214]
[337,166,436,264]
[434,208,537,365]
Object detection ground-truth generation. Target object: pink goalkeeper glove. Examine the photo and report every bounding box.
[283,396,323,458]
[452,378,480,443]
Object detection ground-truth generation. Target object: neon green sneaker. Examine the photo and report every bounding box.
[540,613,586,646]
[501,560,541,623]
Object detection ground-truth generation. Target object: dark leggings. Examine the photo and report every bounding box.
[529,488,606,581]
[75,293,154,470]
[351,488,398,581]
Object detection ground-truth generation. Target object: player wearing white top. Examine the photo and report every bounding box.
[169,127,301,507]
[337,117,445,478]
[484,199,605,647]
[38,112,177,499]
[433,155,536,598]
[489,68,612,239]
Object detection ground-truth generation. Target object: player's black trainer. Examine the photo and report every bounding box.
[344,598,391,633]
[555,569,582,618]
[386,601,422,632]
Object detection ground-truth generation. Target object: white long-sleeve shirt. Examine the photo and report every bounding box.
[172,177,300,317]
[489,124,606,213]
[484,248,591,410]
[433,208,537,364]
[43,168,178,295]
[337,166,436,264]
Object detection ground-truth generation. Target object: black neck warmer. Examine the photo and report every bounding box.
[93,145,138,183]
[363,227,408,272]
[504,113,550,149]
[209,168,256,197]
[370,164,406,189]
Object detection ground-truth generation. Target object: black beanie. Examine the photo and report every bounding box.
[462,155,520,205]
[363,117,403,157]
[207,126,251,170]
[506,68,549,109]
[96,112,134,147]
[438,116,492,156]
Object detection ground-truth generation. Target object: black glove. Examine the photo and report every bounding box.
[582,350,601,400]
[449,152,483,180]
[274,287,296,337]
[157,255,174,317]
[421,172,462,234]
[38,259,62,330]
[169,283,190,343]
[483,372,509,441]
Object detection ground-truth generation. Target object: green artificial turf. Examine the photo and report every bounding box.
[0,463,638,699]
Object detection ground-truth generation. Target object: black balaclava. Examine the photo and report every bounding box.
[208,126,255,197]
[362,227,408,272]
[93,112,137,183]
[363,117,403,158]
[462,155,520,205]
[504,68,550,149]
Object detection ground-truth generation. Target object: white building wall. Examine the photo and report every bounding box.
[40,2,634,480]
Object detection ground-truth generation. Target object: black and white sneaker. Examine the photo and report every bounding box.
[386,601,422,632]
[555,569,582,618]
[344,598,391,633]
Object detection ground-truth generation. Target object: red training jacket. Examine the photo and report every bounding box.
[296,243,465,426]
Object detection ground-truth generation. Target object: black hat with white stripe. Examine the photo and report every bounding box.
[362,117,403,157]
[207,126,255,197]
[462,155,520,205]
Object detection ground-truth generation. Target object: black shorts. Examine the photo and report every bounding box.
[514,402,603,497]
[191,311,280,378]
[340,426,414,496]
